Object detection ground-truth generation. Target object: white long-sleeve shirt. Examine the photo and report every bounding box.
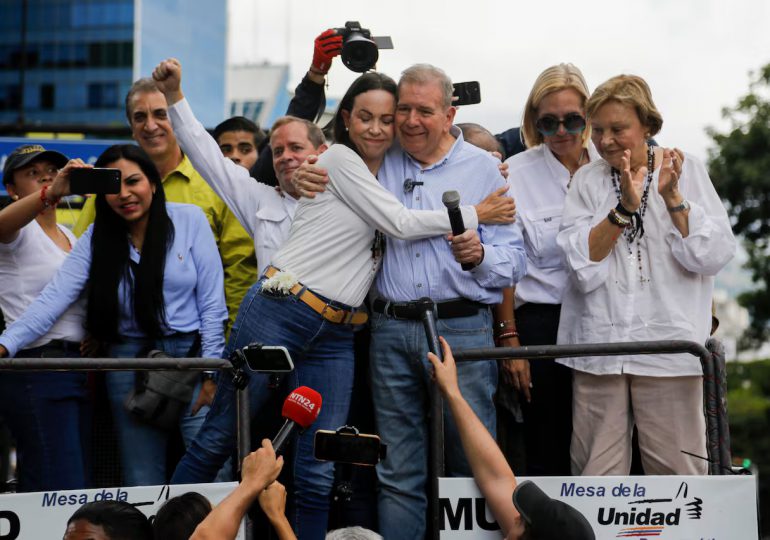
[170,98,478,308]
[555,153,736,376]
[273,144,478,307]
[169,98,296,275]
[506,143,600,307]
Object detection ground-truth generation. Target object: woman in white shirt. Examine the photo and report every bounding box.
[556,74,736,475]
[166,67,481,540]
[0,145,89,492]
[502,64,597,476]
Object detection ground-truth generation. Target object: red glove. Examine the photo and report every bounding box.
[311,29,343,75]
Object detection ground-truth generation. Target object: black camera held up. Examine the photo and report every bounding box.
[334,21,393,73]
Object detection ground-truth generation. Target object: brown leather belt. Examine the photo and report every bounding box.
[264,266,368,325]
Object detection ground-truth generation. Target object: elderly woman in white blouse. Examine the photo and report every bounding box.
[556,74,736,476]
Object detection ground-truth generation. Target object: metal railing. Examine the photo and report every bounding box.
[0,329,732,540]
[419,309,731,539]
[0,356,254,465]
[0,356,257,538]
[448,339,730,474]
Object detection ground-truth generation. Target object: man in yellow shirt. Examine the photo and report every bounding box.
[74,78,257,335]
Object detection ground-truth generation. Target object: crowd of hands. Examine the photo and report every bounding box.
[60,338,478,540]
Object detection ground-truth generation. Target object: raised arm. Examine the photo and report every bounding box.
[663,151,736,275]
[428,337,525,538]
[191,440,289,540]
[153,58,274,238]
[0,160,88,243]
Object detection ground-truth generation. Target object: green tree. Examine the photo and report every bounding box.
[708,63,770,348]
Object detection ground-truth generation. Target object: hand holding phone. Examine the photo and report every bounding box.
[69,168,121,195]
[46,159,90,200]
[452,81,481,106]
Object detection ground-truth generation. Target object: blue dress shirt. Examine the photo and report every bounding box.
[374,128,526,304]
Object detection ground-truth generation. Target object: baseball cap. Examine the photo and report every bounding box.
[512,481,595,540]
[3,144,68,185]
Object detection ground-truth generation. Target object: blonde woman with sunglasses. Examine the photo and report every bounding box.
[500,64,598,477]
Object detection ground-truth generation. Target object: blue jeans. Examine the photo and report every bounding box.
[369,308,497,540]
[0,341,89,492]
[106,332,212,486]
[171,280,355,540]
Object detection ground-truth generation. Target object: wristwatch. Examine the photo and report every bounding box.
[667,200,690,213]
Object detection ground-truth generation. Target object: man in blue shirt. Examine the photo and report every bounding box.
[274,61,525,537]
[367,64,526,539]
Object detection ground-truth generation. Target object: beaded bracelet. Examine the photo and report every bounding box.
[615,202,635,217]
[607,208,631,228]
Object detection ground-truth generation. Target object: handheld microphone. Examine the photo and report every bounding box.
[442,190,472,271]
[272,386,323,454]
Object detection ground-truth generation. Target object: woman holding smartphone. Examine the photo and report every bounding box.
[0,144,227,486]
[0,144,90,491]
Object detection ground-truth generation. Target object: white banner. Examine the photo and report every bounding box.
[0,483,243,540]
[439,475,758,539]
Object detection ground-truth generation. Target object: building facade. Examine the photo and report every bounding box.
[0,0,226,128]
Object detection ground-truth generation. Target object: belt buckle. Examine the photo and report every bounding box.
[391,300,419,321]
[388,302,408,321]
[321,303,342,324]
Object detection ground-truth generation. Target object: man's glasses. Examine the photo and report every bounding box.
[535,113,586,136]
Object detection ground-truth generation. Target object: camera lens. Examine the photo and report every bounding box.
[341,34,379,73]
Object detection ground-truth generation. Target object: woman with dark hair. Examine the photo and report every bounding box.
[0,144,227,486]
[162,65,486,539]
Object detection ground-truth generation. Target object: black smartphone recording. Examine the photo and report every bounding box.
[314,429,385,466]
[69,168,121,195]
[452,81,481,106]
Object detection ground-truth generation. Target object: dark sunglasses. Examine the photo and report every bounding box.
[535,113,586,136]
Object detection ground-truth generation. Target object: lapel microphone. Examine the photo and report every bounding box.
[403,178,424,193]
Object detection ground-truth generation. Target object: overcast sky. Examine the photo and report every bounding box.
[228,0,770,162]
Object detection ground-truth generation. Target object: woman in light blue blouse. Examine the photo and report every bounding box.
[0,144,228,486]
